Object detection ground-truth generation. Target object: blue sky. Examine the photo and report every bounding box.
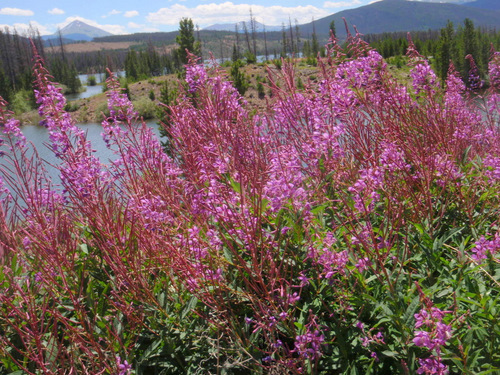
[0,0,467,36]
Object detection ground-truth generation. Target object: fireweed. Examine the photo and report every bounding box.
[0,33,499,374]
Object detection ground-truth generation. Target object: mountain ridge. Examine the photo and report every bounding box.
[203,21,282,33]
[43,20,112,43]
[463,0,500,10]
[299,0,500,39]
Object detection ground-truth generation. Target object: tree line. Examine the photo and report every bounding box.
[0,27,83,113]
[366,19,500,85]
[0,27,44,104]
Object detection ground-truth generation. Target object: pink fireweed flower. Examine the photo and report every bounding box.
[357,322,386,349]
[488,50,500,89]
[355,257,371,272]
[413,308,452,348]
[2,118,26,149]
[116,356,132,375]
[433,155,463,187]
[128,195,173,231]
[417,356,449,375]
[466,54,484,91]
[413,306,452,374]
[185,63,208,94]
[413,330,433,349]
[410,62,438,96]
[294,330,325,360]
[471,234,500,262]
[104,73,137,123]
[60,156,108,198]
[380,142,411,173]
[414,309,433,328]
[33,58,86,157]
[335,49,385,89]
[348,167,384,212]
[297,273,310,287]
[484,156,500,182]
[317,249,349,279]
[287,292,301,305]
[264,147,308,213]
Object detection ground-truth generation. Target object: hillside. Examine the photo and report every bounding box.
[301,0,500,40]
[464,0,500,10]
[203,21,282,32]
[79,0,500,54]
[45,41,139,54]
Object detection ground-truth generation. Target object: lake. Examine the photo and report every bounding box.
[0,121,163,192]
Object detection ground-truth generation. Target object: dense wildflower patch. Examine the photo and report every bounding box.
[0,34,499,374]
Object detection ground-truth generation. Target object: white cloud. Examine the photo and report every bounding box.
[127,22,142,29]
[127,22,159,32]
[124,10,139,18]
[102,9,121,18]
[323,0,362,8]
[0,21,51,35]
[147,2,329,28]
[48,8,65,15]
[0,7,34,16]
[58,16,125,35]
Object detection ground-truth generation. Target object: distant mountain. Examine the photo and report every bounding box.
[203,21,282,33]
[411,0,469,3]
[43,20,112,43]
[299,0,500,40]
[463,0,500,11]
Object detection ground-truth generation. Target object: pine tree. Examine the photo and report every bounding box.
[311,19,320,57]
[0,61,11,102]
[176,18,200,65]
[125,50,140,81]
[329,20,336,39]
[461,18,478,82]
[230,60,249,95]
[157,80,178,155]
[436,21,455,83]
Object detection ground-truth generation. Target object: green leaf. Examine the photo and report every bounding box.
[181,296,198,319]
[223,246,234,265]
[403,296,420,325]
[78,243,89,254]
[44,334,59,368]
[381,350,399,358]
[294,322,304,331]
[140,338,163,362]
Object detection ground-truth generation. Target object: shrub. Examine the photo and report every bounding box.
[230,60,249,96]
[132,97,156,119]
[95,100,110,118]
[64,101,79,112]
[257,82,265,99]
[87,75,97,86]
[244,51,257,65]
[9,89,33,115]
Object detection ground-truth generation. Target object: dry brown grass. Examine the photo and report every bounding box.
[46,41,139,53]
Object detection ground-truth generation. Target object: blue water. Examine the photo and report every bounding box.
[0,121,163,193]
[66,71,126,101]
